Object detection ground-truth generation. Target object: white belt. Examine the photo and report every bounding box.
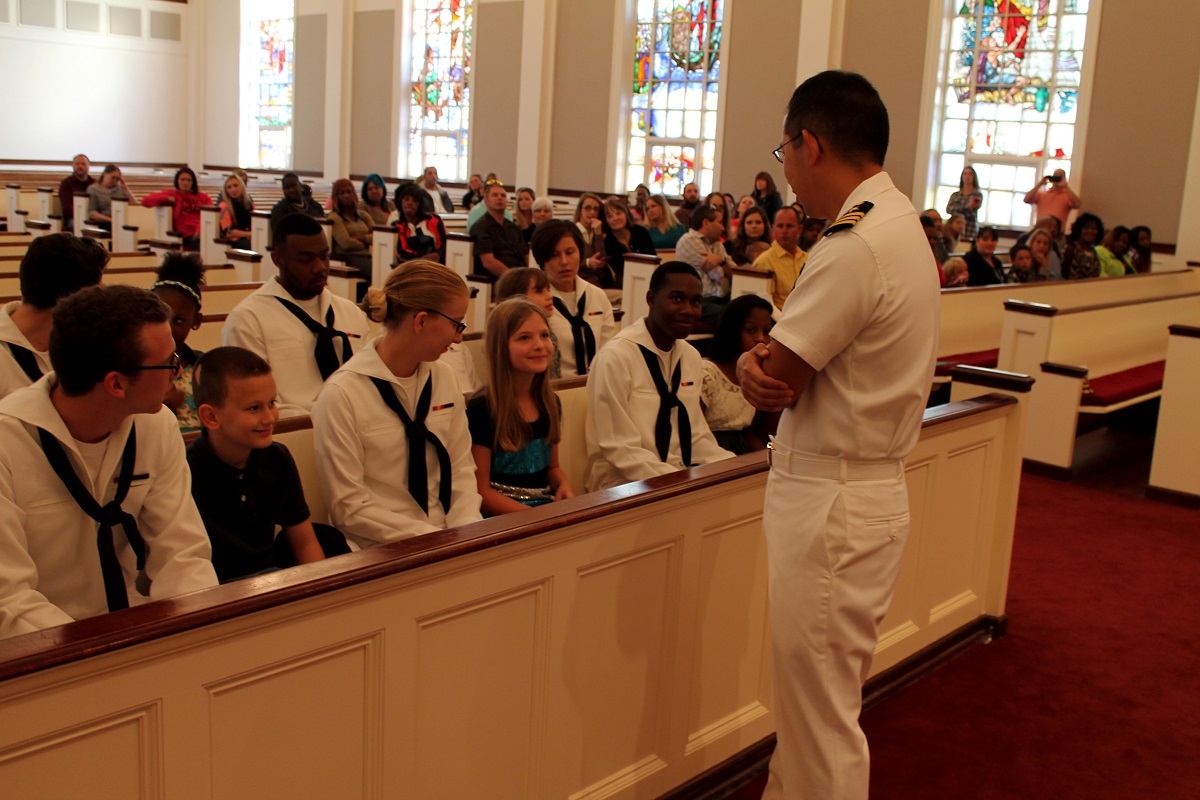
[766,438,902,481]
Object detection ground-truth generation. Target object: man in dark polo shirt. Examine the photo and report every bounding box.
[58,154,95,231]
[470,181,529,278]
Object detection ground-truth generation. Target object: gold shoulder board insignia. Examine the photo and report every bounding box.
[822,200,875,237]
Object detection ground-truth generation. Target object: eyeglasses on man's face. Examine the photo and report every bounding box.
[773,131,818,164]
[425,308,467,335]
[126,352,182,377]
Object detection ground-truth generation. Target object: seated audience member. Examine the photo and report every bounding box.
[87,165,136,230]
[602,196,656,288]
[704,192,733,240]
[470,182,529,278]
[218,173,254,249]
[730,206,772,265]
[514,187,537,242]
[751,171,784,223]
[494,267,562,379]
[462,173,485,210]
[799,217,825,252]
[269,172,326,232]
[942,256,970,287]
[0,235,106,399]
[0,284,218,639]
[751,206,807,310]
[58,153,95,230]
[920,212,950,266]
[744,241,770,264]
[1015,215,1063,255]
[1129,225,1152,273]
[1007,244,1038,283]
[465,181,515,231]
[532,220,614,377]
[388,183,448,264]
[328,178,374,279]
[142,167,212,250]
[701,295,774,454]
[676,203,736,324]
[674,182,702,227]
[1063,212,1104,280]
[223,213,369,417]
[358,173,395,226]
[188,347,342,583]
[630,184,651,223]
[964,226,1006,286]
[1097,225,1135,277]
[573,193,609,283]
[420,166,454,213]
[733,194,756,229]
[1026,227,1062,281]
[312,261,483,548]
[584,261,733,491]
[644,194,687,249]
[151,254,206,432]
[468,298,574,515]
[943,212,966,253]
[531,197,555,227]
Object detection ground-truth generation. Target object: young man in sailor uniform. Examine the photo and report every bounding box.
[738,71,940,799]
[223,213,370,417]
[584,261,733,492]
[0,285,218,639]
[0,234,106,399]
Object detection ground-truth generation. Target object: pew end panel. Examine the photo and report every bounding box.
[1148,325,1200,502]
[621,253,660,324]
[445,232,473,281]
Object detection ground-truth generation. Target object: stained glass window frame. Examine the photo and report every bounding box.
[929,0,1097,229]
[626,0,726,196]
[403,0,474,183]
[239,0,295,171]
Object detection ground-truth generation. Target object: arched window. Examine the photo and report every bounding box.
[627,1,725,196]
[405,0,474,182]
[931,0,1093,228]
[239,1,294,169]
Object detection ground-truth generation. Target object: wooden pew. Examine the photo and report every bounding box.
[620,251,661,323]
[1147,324,1200,505]
[250,210,271,253]
[4,185,24,233]
[0,387,1029,799]
[730,266,773,306]
[445,231,473,280]
[935,268,1200,382]
[961,292,1200,471]
[192,282,264,314]
[110,198,138,252]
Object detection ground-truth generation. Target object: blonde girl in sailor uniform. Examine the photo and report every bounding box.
[311,261,483,549]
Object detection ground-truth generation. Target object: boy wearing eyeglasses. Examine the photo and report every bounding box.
[0,284,218,639]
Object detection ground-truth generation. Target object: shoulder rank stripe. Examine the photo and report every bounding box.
[823,200,874,237]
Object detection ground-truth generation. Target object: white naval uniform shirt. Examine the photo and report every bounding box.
[0,301,51,400]
[311,339,483,550]
[584,317,733,492]
[222,276,371,418]
[770,170,939,460]
[0,376,217,639]
[549,281,616,377]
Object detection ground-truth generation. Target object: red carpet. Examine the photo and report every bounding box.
[861,474,1200,798]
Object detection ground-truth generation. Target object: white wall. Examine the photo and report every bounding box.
[0,2,190,163]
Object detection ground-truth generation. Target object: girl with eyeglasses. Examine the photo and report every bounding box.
[311,260,483,549]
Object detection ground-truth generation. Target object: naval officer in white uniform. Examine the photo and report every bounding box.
[738,71,940,799]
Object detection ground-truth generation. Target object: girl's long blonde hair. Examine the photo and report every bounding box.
[485,297,560,452]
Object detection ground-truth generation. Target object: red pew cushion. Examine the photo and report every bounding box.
[1080,361,1165,407]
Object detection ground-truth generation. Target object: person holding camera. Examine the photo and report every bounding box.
[1023,168,1080,230]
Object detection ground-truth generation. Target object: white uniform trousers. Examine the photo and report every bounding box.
[761,443,910,800]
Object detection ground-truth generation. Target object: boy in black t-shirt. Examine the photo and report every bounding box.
[187,347,338,582]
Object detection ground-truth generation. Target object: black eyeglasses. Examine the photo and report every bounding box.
[425,309,467,334]
[773,131,812,163]
[126,352,182,376]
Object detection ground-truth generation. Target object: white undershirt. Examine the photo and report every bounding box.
[73,436,110,488]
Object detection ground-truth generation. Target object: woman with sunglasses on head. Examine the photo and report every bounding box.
[312,260,482,550]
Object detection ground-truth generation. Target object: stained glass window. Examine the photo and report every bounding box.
[406,0,473,182]
[932,0,1091,228]
[628,0,724,195]
[240,1,294,170]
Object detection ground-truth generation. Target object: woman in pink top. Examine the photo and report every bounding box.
[141,167,213,250]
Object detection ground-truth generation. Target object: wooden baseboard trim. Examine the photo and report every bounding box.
[1022,459,1074,481]
[658,614,1008,799]
[1145,485,1200,509]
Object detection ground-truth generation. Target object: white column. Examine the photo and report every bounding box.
[1174,56,1200,270]
[514,0,557,195]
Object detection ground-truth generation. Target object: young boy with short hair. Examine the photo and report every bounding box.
[187,346,335,582]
